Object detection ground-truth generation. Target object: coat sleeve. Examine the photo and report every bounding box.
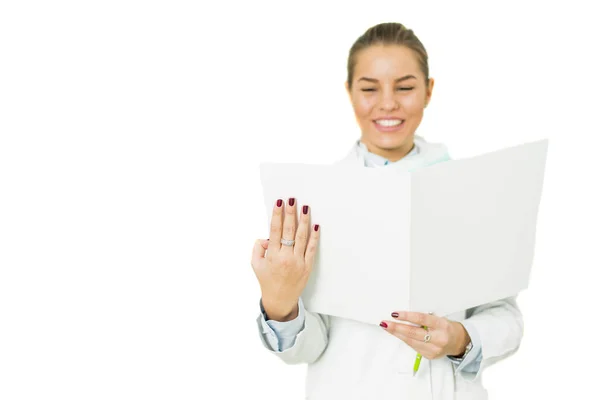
[256,296,330,365]
[455,295,524,381]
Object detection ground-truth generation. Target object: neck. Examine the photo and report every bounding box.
[360,138,416,162]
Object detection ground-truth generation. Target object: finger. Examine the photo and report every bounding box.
[304,224,320,266]
[261,239,269,250]
[391,311,438,329]
[268,199,284,252]
[382,324,432,354]
[388,321,432,343]
[399,335,437,359]
[280,197,297,249]
[398,334,431,354]
[293,205,311,256]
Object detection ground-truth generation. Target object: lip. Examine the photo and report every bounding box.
[372,118,406,133]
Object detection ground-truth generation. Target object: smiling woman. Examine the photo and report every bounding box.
[251,22,523,400]
[345,23,432,162]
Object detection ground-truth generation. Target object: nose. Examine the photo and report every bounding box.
[379,87,399,111]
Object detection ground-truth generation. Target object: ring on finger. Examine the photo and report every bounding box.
[423,332,431,343]
[281,238,295,246]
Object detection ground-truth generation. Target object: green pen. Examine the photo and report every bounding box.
[412,325,427,376]
[412,351,423,376]
[413,313,432,376]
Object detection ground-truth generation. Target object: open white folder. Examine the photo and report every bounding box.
[259,139,548,326]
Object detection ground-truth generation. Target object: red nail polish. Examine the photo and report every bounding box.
[391,312,399,318]
[303,205,308,214]
[314,224,319,231]
[380,322,388,328]
[277,199,283,207]
[289,198,295,206]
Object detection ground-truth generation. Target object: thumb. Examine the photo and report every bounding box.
[251,239,268,266]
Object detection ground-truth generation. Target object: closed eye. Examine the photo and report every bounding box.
[360,87,414,92]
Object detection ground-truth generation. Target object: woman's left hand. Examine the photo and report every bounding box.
[380,311,471,360]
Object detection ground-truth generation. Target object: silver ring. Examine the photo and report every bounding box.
[423,333,431,343]
[281,238,295,246]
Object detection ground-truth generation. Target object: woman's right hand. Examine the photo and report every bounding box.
[251,197,320,322]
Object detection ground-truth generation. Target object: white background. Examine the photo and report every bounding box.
[1,1,599,399]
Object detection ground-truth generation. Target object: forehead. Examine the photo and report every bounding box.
[353,44,422,81]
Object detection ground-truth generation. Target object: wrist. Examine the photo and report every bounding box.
[261,297,299,322]
[449,321,471,357]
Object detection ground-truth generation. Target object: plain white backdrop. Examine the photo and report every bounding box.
[1,1,599,399]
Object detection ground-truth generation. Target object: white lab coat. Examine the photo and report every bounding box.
[256,136,524,400]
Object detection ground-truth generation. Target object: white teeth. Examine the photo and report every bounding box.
[376,119,403,127]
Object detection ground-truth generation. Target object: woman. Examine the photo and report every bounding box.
[251,22,523,400]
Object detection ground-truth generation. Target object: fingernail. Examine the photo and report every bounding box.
[303,205,308,214]
[314,224,319,231]
[277,199,283,207]
[289,198,295,206]
[380,322,388,328]
[391,312,399,318]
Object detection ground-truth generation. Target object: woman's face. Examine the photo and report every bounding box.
[346,44,434,161]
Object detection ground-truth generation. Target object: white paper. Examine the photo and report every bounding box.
[259,139,548,325]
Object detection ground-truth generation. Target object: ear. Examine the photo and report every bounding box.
[425,77,435,107]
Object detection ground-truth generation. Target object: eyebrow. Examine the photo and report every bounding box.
[357,75,417,83]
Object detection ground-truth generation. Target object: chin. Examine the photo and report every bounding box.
[370,134,412,150]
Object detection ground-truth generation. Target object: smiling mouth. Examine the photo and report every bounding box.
[373,119,405,131]
[374,119,405,127]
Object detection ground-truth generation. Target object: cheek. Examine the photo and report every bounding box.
[354,96,376,119]
[401,93,425,114]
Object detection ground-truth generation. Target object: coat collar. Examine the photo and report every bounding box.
[335,135,451,172]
